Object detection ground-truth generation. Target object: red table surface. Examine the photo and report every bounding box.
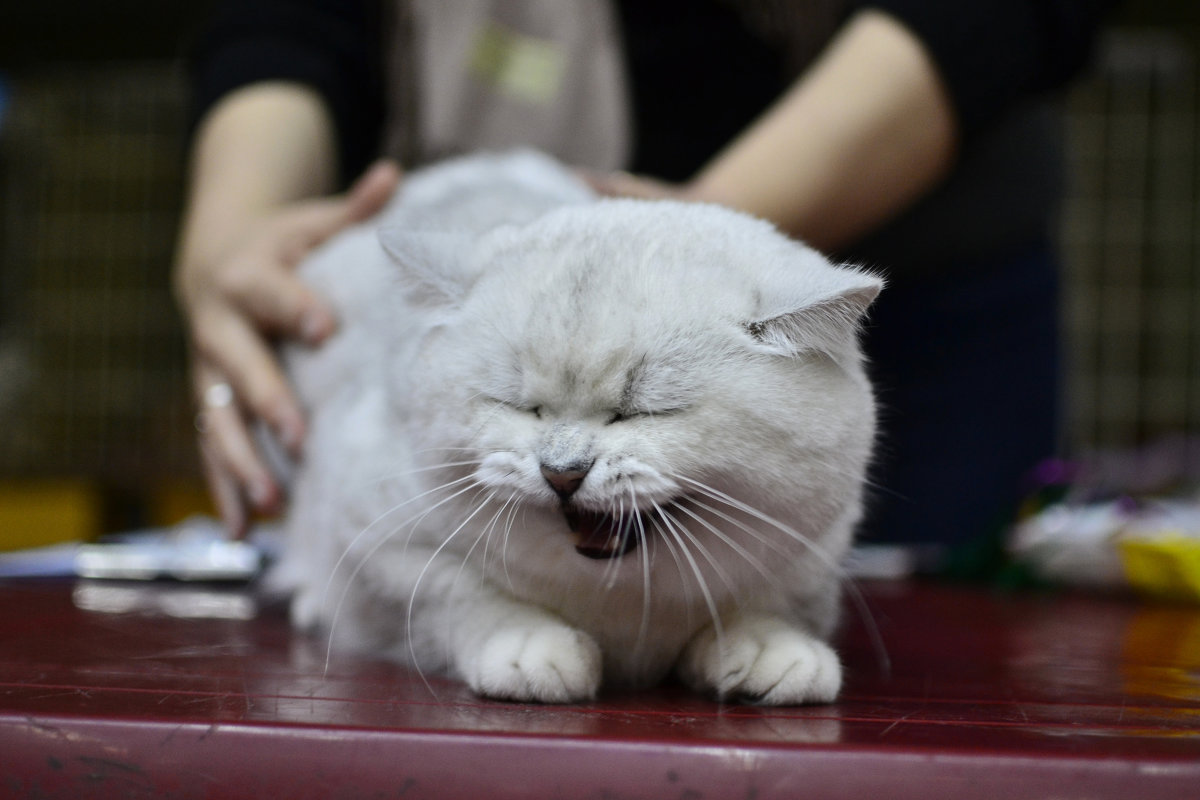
[1,577,1198,799]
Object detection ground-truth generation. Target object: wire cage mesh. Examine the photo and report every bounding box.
[1060,31,1200,455]
[0,63,197,492]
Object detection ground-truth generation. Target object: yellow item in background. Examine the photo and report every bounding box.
[0,480,216,553]
[149,480,215,528]
[1013,497,1200,603]
[469,21,566,105]
[0,481,102,551]
[1120,536,1200,603]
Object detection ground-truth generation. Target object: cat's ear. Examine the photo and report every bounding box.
[744,266,882,357]
[378,227,477,308]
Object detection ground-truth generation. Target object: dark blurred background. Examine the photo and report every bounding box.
[0,2,1198,544]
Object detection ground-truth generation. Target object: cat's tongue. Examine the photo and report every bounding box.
[564,508,638,559]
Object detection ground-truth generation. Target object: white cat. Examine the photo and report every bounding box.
[275,151,880,705]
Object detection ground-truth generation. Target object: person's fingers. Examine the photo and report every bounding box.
[284,160,402,248]
[180,165,402,533]
[193,362,283,517]
[576,168,618,196]
[201,160,401,348]
[216,258,336,346]
[191,307,306,454]
[198,434,248,538]
[580,169,680,200]
[344,159,403,221]
[262,164,400,338]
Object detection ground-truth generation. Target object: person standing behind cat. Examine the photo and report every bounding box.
[174,0,1113,563]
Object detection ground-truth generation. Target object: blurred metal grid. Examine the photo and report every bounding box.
[1060,31,1200,452]
[0,63,196,487]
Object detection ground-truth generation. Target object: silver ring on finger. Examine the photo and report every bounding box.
[204,382,235,409]
[195,382,235,434]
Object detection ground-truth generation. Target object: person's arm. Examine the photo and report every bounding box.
[179,83,340,274]
[174,83,399,535]
[596,2,1112,252]
[688,9,956,252]
[594,10,957,253]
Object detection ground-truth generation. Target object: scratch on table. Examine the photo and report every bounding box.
[878,711,918,738]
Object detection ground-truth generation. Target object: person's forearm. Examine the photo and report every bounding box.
[177,82,340,269]
[687,10,958,253]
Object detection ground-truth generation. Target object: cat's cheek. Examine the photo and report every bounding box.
[475,452,547,497]
[580,458,680,506]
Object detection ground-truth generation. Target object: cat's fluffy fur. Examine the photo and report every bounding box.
[276,151,880,704]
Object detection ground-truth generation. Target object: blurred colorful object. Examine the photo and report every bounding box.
[1120,534,1200,602]
[1012,437,1200,602]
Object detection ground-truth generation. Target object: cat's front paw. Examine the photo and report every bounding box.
[470,624,603,704]
[678,614,841,705]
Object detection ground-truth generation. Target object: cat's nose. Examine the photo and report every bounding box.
[540,463,591,499]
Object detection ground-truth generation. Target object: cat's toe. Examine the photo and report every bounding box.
[734,631,841,705]
[681,616,842,705]
[472,625,602,704]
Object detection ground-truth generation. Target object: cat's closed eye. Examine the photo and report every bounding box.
[482,396,543,417]
[606,406,688,424]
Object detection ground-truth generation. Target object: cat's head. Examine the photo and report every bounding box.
[382,200,880,564]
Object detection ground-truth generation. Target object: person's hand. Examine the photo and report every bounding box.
[583,170,695,202]
[175,160,402,536]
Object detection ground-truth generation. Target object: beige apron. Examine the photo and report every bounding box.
[383,0,631,171]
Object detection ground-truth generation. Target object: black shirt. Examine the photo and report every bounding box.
[189,0,1114,274]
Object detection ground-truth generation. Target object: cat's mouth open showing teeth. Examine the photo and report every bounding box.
[563,507,644,559]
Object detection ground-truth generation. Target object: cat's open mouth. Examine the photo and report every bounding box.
[563,506,644,560]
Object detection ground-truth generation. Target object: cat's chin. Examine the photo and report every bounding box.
[563,502,677,560]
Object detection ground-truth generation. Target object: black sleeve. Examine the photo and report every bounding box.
[188,0,385,186]
[857,0,1116,135]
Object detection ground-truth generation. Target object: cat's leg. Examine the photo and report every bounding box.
[675,612,842,705]
[426,586,603,704]
[461,605,603,703]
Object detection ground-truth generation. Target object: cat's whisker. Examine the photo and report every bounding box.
[474,490,520,588]
[791,449,907,505]
[322,476,485,677]
[404,481,503,695]
[396,477,496,558]
[630,484,653,654]
[497,493,521,592]
[356,451,484,493]
[671,501,784,594]
[599,495,627,591]
[467,399,512,442]
[648,508,695,613]
[674,475,836,564]
[659,504,739,604]
[449,489,502,596]
[681,495,795,565]
[674,474,892,678]
[409,445,480,456]
[320,473,479,625]
[478,492,517,581]
[368,459,483,483]
[653,500,724,646]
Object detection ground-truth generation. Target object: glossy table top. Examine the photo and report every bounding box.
[2,577,1198,799]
